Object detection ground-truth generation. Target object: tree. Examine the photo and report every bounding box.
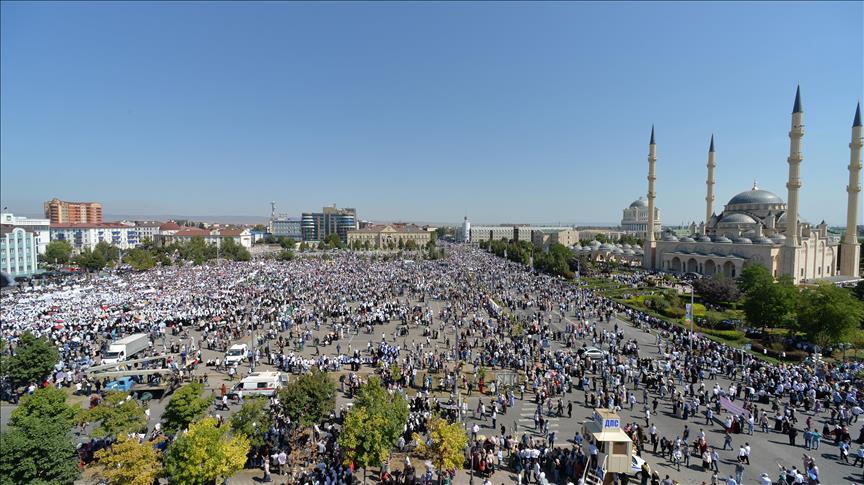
[279,237,295,250]
[277,249,295,261]
[317,241,327,250]
[413,417,468,483]
[741,274,798,329]
[44,240,73,265]
[405,239,417,251]
[339,377,408,482]
[795,283,864,348]
[278,369,336,427]
[737,263,774,294]
[230,397,272,448]
[220,237,251,262]
[299,241,309,252]
[124,248,157,271]
[94,437,162,485]
[85,391,148,438]
[325,233,343,249]
[93,241,120,262]
[76,248,107,272]
[162,383,211,433]
[4,332,59,386]
[164,417,249,485]
[0,388,81,485]
[693,273,741,306]
[853,280,864,302]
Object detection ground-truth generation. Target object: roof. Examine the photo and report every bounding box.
[159,222,182,231]
[50,222,129,229]
[171,228,211,237]
[629,197,648,208]
[792,85,802,114]
[350,223,426,234]
[588,428,633,443]
[854,102,862,128]
[709,134,715,153]
[1,224,34,235]
[649,125,655,145]
[218,229,248,237]
[727,188,784,206]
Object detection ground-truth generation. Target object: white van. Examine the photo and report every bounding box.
[230,372,289,398]
[225,344,248,365]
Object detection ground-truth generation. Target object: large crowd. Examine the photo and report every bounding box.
[2,244,863,485]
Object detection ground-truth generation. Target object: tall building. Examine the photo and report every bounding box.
[620,197,661,235]
[50,223,140,253]
[44,198,103,224]
[1,225,39,277]
[270,218,302,241]
[301,205,357,242]
[645,87,860,283]
[1,212,50,255]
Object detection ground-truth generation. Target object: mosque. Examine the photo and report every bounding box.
[641,87,862,283]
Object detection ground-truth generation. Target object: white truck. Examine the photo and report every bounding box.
[102,333,150,365]
[229,372,289,398]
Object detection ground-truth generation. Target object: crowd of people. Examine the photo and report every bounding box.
[2,244,863,485]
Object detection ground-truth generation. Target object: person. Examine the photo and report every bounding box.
[789,426,798,446]
[853,446,864,467]
[758,472,772,485]
[725,475,737,485]
[735,461,744,484]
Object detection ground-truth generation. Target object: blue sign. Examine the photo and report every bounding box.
[604,419,620,428]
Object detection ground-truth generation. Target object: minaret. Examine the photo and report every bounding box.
[643,126,657,269]
[782,86,804,280]
[840,102,862,277]
[704,135,716,235]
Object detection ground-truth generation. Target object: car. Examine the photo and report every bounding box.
[103,376,135,393]
[225,344,248,365]
[583,347,606,360]
[631,453,647,474]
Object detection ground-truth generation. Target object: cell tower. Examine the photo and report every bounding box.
[270,201,276,220]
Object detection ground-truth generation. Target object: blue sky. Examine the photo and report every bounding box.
[1,1,861,225]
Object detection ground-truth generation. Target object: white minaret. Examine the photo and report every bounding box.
[462,216,471,243]
[643,126,657,269]
[840,102,862,277]
[704,135,716,235]
[782,86,804,280]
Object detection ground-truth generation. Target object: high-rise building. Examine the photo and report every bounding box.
[301,205,357,242]
[44,198,103,224]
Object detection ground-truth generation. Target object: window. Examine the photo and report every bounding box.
[612,441,628,455]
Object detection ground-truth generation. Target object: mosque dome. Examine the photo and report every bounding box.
[696,235,712,242]
[752,236,773,244]
[712,236,733,243]
[771,233,787,244]
[629,197,649,208]
[662,233,679,242]
[679,236,695,242]
[733,237,753,244]
[719,213,758,225]
[727,186,784,206]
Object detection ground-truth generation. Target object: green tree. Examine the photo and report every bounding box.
[742,274,798,329]
[405,239,417,251]
[85,391,148,438]
[0,388,81,485]
[164,417,249,485]
[413,417,468,483]
[317,241,327,250]
[220,237,251,262]
[693,273,741,306]
[279,237,295,250]
[339,377,408,482]
[4,332,59,386]
[795,283,864,348]
[124,247,157,271]
[94,437,163,485]
[277,369,336,427]
[162,383,211,433]
[325,233,343,249]
[230,397,273,448]
[277,249,295,261]
[76,248,107,272]
[93,241,120,262]
[299,241,309,252]
[43,240,73,265]
[852,280,864,302]
[737,263,774,294]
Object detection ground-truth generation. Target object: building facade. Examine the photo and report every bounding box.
[270,218,302,240]
[155,227,252,249]
[1,213,51,255]
[531,229,582,249]
[621,197,661,235]
[301,205,357,242]
[347,224,431,248]
[643,89,861,283]
[44,198,103,224]
[467,225,573,243]
[1,225,39,277]
[50,223,140,253]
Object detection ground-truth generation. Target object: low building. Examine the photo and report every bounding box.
[1,225,39,277]
[531,228,581,249]
[577,228,628,242]
[50,223,141,253]
[1,212,51,255]
[468,225,572,243]
[155,227,252,249]
[347,224,431,249]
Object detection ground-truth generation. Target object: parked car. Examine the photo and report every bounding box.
[582,347,606,360]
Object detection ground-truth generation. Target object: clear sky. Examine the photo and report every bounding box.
[1,1,861,225]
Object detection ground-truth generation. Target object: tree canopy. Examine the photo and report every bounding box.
[278,369,336,427]
[94,437,162,485]
[693,273,741,306]
[795,283,864,347]
[339,377,408,474]
[162,383,211,433]
[739,265,798,329]
[413,417,467,478]
[43,240,73,265]
[164,417,249,485]
[230,397,273,448]
[3,332,59,387]
[85,391,148,438]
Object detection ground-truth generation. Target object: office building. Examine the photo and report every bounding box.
[270,218,302,241]
[301,205,358,242]
[0,212,51,255]
[1,225,39,277]
[44,198,103,224]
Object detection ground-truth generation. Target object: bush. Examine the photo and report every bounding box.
[750,342,806,362]
[698,328,747,344]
